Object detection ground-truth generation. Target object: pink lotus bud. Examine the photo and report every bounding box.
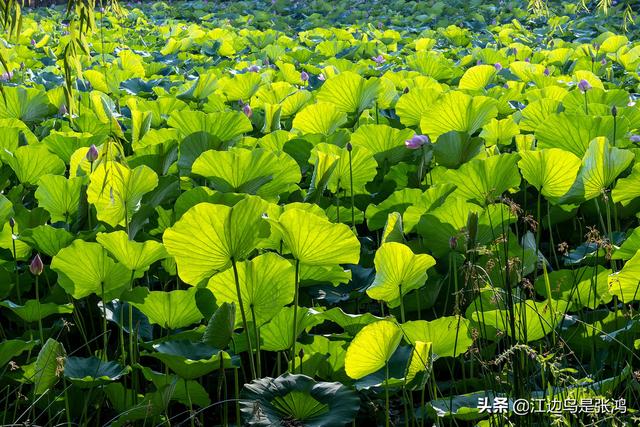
[543,68,550,76]
[630,134,640,143]
[29,254,44,276]
[346,142,352,152]
[318,73,325,81]
[578,79,592,92]
[449,236,458,250]
[86,144,99,162]
[30,39,36,46]
[405,134,430,149]
[300,71,309,82]
[248,65,260,72]
[372,55,385,65]
[59,104,68,115]
[242,103,252,118]
[494,63,503,71]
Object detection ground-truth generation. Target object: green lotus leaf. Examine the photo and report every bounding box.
[265,208,360,266]
[534,266,611,310]
[51,240,131,300]
[19,225,74,257]
[517,98,562,132]
[146,340,234,379]
[319,307,383,336]
[349,124,414,165]
[518,148,582,203]
[168,110,253,144]
[174,186,245,220]
[426,391,500,421]
[192,147,300,199]
[395,87,441,127]
[381,212,404,244]
[138,364,211,408]
[0,339,37,367]
[561,88,629,115]
[316,71,379,114]
[407,52,458,81]
[42,131,105,164]
[305,149,339,203]
[536,113,621,157]
[608,249,640,303]
[207,252,294,327]
[35,175,84,223]
[0,300,74,323]
[129,287,203,330]
[103,300,153,341]
[613,227,640,260]
[479,117,520,146]
[163,196,268,285]
[4,145,66,185]
[310,143,377,194]
[0,119,38,153]
[0,194,14,225]
[402,316,473,358]
[87,162,159,227]
[0,221,31,260]
[445,153,521,206]
[219,72,263,102]
[612,162,640,206]
[0,86,52,123]
[366,242,436,307]
[96,231,167,272]
[33,338,66,395]
[561,138,635,204]
[420,91,498,139]
[458,64,497,92]
[291,102,348,136]
[241,373,360,427]
[64,356,128,387]
[402,183,457,233]
[432,131,484,169]
[366,188,425,231]
[202,302,235,349]
[345,319,402,379]
[405,341,432,387]
[260,307,324,352]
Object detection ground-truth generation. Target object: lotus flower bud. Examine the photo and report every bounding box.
[524,57,530,63]
[300,71,309,82]
[9,217,15,228]
[494,63,503,71]
[29,254,44,276]
[242,103,252,118]
[612,105,618,117]
[476,60,482,65]
[449,236,458,250]
[577,79,592,92]
[86,144,99,162]
[318,73,325,81]
[346,142,353,152]
[405,134,430,150]
[30,39,36,46]
[601,58,607,66]
[403,87,409,94]
[298,348,304,359]
[543,67,550,76]
[59,104,68,116]
[248,65,260,73]
[372,55,385,65]
[630,134,640,143]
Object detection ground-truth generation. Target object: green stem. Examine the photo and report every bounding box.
[291,259,301,373]
[348,149,356,231]
[399,283,405,323]
[35,276,44,345]
[232,258,256,380]
[385,360,390,427]
[185,378,195,427]
[101,281,107,359]
[250,304,261,378]
[234,368,241,426]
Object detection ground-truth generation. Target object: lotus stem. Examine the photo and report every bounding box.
[385,360,390,427]
[185,378,195,427]
[100,281,108,359]
[231,258,257,380]
[584,91,589,115]
[250,304,261,378]
[234,365,241,426]
[348,149,356,231]
[398,283,405,323]
[34,276,43,345]
[291,259,300,373]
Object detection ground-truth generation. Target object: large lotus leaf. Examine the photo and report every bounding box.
[207,252,294,327]
[445,153,521,206]
[138,364,211,408]
[613,227,640,260]
[33,338,66,395]
[518,148,581,203]
[42,131,105,164]
[344,320,402,379]
[176,72,218,102]
[0,86,52,123]
[470,298,569,342]
[562,88,629,114]
[479,117,520,146]
[97,231,167,272]
[291,102,348,136]
[64,356,127,387]
[173,187,245,220]
[432,131,484,169]
[241,373,360,427]
[168,110,253,144]
[260,307,324,352]
[87,162,159,227]
[402,316,473,358]
[319,307,382,336]
[458,64,497,92]
[310,143,377,194]
[349,124,414,165]
[19,225,74,257]
[4,145,65,185]
[612,162,640,206]
[51,240,131,300]
[405,340,432,387]
[420,92,498,139]
[316,71,379,114]
[395,87,442,127]
[608,250,640,303]
[561,138,635,203]
[406,52,458,81]
[35,175,84,223]
[163,196,268,284]
[536,114,620,157]
[305,149,339,204]
[192,147,300,199]
[129,287,203,330]
[219,72,263,102]
[0,300,73,323]
[534,266,611,310]
[517,98,562,132]
[402,184,457,233]
[381,212,404,244]
[426,391,501,421]
[0,221,31,260]
[0,339,37,367]
[147,341,233,379]
[366,242,436,307]
[202,302,235,349]
[265,208,360,266]
[366,189,425,231]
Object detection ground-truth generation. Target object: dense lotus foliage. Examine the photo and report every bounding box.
[1,0,640,425]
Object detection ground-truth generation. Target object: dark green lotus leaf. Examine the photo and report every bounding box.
[0,339,37,367]
[146,340,236,379]
[64,356,128,387]
[0,300,74,323]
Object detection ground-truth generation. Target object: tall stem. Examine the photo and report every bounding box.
[399,283,405,323]
[348,149,356,231]
[101,281,107,359]
[385,361,390,427]
[231,258,256,380]
[250,304,261,378]
[35,276,43,345]
[291,259,301,372]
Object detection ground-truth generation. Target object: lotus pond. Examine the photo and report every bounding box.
[1,0,640,425]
